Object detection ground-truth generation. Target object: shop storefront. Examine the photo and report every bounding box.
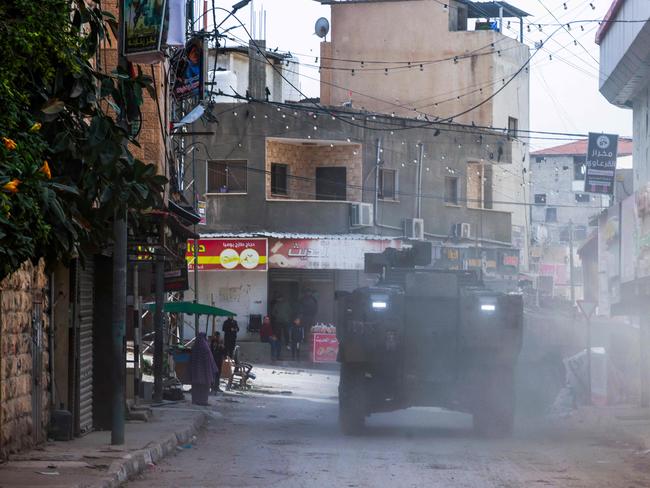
[267,236,402,326]
[186,238,269,335]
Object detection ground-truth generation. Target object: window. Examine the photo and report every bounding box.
[545,207,557,222]
[534,193,547,205]
[315,167,347,201]
[575,193,590,203]
[574,226,587,241]
[271,163,288,195]
[207,160,247,193]
[378,168,398,200]
[445,176,459,205]
[536,157,545,164]
[508,117,518,139]
[573,156,586,181]
[466,162,492,209]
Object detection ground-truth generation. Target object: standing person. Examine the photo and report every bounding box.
[299,289,318,333]
[190,332,218,406]
[260,316,273,343]
[271,316,282,361]
[271,294,292,347]
[222,315,239,358]
[210,332,226,392]
[289,317,304,361]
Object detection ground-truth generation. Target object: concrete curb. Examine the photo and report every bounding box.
[92,412,208,488]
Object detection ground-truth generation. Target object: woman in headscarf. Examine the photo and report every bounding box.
[191,332,218,405]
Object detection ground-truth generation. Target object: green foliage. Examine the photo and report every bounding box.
[0,0,167,278]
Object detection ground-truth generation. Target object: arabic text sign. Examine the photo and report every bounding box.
[312,333,339,363]
[585,132,618,195]
[123,0,166,56]
[268,238,402,270]
[186,238,268,271]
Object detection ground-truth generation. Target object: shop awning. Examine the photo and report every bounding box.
[145,301,236,316]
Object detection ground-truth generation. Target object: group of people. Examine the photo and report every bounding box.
[189,316,240,406]
[259,290,318,362]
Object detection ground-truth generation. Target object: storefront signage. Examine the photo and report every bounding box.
[186,238,268,271]
[123,0,167,60]
[197,201,207,225]
[268,238,401,270]
[312,333,339,363]
[164,267,189,291]
[585,132,619,195]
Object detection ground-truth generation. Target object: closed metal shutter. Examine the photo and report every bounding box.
[269,269,334,282]
[335,270,359,292]
[76,258,94,435]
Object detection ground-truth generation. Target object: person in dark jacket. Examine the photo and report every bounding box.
[210,332,226,392]
[289,317,304,361]
[222,315,239,358]
[271,294,292,346]
[299,289,318,332]
[191,332,218,405]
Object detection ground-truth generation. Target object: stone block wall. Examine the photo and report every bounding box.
[0,260,49,458]
[266,140,363,201]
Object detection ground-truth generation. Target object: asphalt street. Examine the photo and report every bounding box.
[127,365,650,487]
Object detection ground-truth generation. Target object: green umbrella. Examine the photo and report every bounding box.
[146,300,236,316]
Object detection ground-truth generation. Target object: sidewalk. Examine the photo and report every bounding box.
[555,404,650,450]
[0,400,218,488]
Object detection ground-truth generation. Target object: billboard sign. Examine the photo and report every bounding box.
[123,0,167,59]
[585,132,618,195]
[186,238,268,271]
[173,37,204,100]
[268,238,402,270]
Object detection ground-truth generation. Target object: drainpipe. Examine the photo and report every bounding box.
[374,138,382,227]
[416,143,424,219]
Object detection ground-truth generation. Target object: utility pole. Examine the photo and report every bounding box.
[132,264,140,404]
[111,0,129,446]
[153,259,164,403]
[374,138,382,227]
[569,220,575,304]
[416,143,424,220]
[192,140,200,336]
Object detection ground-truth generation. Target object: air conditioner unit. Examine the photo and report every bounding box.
[350,202,373,227]
[404,218,424,240]
[454,222,471,239]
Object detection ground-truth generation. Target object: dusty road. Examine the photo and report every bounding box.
[128,366,650,487]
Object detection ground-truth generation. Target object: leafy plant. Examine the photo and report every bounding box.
[0,0,167,278]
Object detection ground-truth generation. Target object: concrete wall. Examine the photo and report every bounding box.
[185,270,267,337]
[0,260,49,458]
[322,0,529,128]
[633,84,650,190]
[191,103,514,244]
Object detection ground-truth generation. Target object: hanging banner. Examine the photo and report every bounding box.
[268,239,402,270]
[584,132,619,195]
[173,37,204,100]
[123,0,167,62]
[186,238,268,271]
[197,201,207,225]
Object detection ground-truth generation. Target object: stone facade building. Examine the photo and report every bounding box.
[0,260,49,457]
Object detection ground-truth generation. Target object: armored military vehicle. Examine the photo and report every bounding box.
[336,243,523,436]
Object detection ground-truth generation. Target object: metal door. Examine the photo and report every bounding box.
[74,258,94,435]
[31,294,43,444]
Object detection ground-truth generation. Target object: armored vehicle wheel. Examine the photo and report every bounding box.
[339,364,366,435]
[473,365,515,438]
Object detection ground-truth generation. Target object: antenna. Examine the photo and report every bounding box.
[315,17,330,39]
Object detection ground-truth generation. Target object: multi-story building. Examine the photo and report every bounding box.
[529,139,633,300]
[187,99,519,328]
[317,0,531,268]
[596,0,650,190]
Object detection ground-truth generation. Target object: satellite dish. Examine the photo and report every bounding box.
[315,17,330,38]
